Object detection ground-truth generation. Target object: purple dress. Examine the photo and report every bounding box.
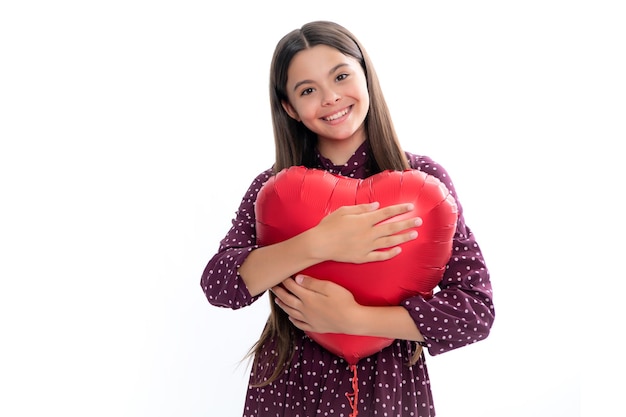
[201,142,495,417]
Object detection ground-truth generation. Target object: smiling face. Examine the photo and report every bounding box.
[281,45,370,164]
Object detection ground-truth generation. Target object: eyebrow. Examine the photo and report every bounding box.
[292,63,350,92]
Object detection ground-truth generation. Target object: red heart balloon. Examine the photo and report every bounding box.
[255,166,458,364]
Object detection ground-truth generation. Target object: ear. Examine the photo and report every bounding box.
[281,100,301,122]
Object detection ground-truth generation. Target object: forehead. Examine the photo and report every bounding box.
[287,45,361,85]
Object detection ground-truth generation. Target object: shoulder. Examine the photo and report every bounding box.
[251,167,274,184]
[405,151,450,179]
[243,167,274,195]
[404,151,458,199]
[232,167,274,211]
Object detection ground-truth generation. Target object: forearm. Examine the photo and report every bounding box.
[350,304,425,342]
[239,229,320,297]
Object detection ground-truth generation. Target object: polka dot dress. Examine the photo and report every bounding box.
[200,141,495,416]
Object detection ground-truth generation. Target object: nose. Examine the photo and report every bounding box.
[321,88,341,106]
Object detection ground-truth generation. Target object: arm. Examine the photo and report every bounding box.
[403,221,494,355]
[199,169,273,309]
[240,202,422,297]
[274,156,495,351]
[402,154,495,355]
[355,305,424,341]
[201,169,421,307]
[274,275,426,342]
[237,229,320,297]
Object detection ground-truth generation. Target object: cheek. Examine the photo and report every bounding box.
[358,83,370,105]
[361,90,370,109]
[356,88,370,116]
[357,73,370,101]
[294,102,319,122]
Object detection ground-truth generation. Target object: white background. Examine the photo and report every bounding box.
[1,1,623,416]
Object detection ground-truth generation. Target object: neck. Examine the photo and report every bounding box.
[317,135,366,166]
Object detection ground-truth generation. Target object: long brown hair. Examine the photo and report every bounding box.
[248,21,415,386]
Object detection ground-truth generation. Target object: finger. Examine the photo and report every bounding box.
[375,229,419,250]
[274,297,302,319]
[272,284,302,308]
[280,277,305,297]
[334,202,380,216]
[369,203,416,225]
[363,246,403,262]
[273,288,308,323]
[271,284,289,299]
[292,274,330,295]
[287,316,310,331]
[376,217,422,237]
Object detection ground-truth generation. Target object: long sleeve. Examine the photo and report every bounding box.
[403,154,495,355]
[200,168,273,309]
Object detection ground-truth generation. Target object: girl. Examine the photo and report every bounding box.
[201,21,495,417]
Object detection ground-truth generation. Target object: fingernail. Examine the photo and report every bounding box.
[295,275,304,284]
[406,203,415,210]
[409,231,418,239]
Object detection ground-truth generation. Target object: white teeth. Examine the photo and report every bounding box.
[324,108,349,121]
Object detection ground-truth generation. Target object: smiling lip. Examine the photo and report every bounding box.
[322,106,351,122]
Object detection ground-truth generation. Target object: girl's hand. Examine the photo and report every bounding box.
[274,275,426,342]
[310,202,421,264]
[272,275,360,334]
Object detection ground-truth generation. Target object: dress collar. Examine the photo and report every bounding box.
[314,141,371,178]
